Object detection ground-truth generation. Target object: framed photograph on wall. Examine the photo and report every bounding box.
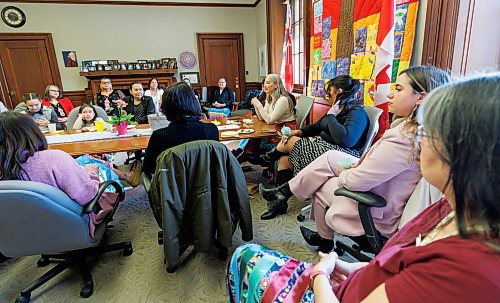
[179,72,200,85]
[259,44,268,76]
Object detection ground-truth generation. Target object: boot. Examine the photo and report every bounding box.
[275,169,294,186]
[260,147,286,164]
[259,182,293,204]
[299,226,334,253]
[245,153,270,167]
[260,201,288,220]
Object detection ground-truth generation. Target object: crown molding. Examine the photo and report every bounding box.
[3,0,262,7]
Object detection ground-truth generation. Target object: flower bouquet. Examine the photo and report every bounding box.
[106,100,137,135]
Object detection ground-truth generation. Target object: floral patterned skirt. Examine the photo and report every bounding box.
[227,243,314,303]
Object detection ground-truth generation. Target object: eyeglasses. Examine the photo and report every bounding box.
[49,89,60,92]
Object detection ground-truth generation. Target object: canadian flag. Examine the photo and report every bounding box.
[373,0,395,140]
[280,2,294,92]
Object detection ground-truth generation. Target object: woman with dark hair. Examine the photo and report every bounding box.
[255,76,368,179]
[142,82,219,175]
[144,78,164,113]
[93,77,126,117]
[0,112,120,236]
[41,84,75,125]
[123,81,156,124]
[228,73,500,303]
[259,66,449,223]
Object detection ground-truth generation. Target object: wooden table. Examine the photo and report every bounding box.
[203,116,278,141]
[47,125,152,156]
[48,117,277,156]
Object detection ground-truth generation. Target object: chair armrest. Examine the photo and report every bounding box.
[82,180,124,215]
[334,188,387,208]
[141,172,152,193]
[232,101,240,111]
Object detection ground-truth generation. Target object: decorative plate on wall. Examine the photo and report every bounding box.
[1,6,26,28]
[178,51,197,69]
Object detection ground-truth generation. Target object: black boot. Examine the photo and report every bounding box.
[275,169,294,186]
[260,201,288,220]
[299,226,334,253]
[259,182,293,205]
[260,147,286,164]
[246,153,271,167]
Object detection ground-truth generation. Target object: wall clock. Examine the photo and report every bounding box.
[1,6,26,28]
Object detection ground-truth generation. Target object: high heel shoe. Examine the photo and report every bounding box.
[259,182,293,205]
[260,202,288,220]
[299,226,334,253]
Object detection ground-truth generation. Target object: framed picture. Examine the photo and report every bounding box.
[89,66,96,72]
[120,63,127,70]
[96,64,104,71]
[104,65,113,71]
[112,64,120,70]
[179,72,200,85]
[258,44,268,76]
[127,63,135,70]
[137,60,147,64]
[81,60,92,72]
[62,51,78,67]
[167,58,177,69]
[107,60,119,65]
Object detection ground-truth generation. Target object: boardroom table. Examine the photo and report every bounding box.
[48,116,279,156]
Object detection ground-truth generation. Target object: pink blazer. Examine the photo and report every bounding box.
[327,121,421,237]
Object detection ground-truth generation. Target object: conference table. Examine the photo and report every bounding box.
[47,116,279,156]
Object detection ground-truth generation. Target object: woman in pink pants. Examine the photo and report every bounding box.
[259,66,450,251]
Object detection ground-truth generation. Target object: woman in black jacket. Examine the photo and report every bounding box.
[123,81,156,124]
[142,82,220,175]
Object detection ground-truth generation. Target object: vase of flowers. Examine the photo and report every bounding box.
[106,100,137,135]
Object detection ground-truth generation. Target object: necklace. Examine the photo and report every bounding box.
[416,211,457,246]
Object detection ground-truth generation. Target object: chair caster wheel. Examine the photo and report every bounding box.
[166,265,177,273]
[296,214,305,222]
[15,294,30,303]
[123,246,133,256]
[158,231,163,245]
[37,257,50,267]
[80,283,94,298]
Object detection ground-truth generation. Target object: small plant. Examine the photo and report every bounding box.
[106,100,138,125]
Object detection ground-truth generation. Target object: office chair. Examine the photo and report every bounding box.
[145,140,253,273]
[333,178,442,261]
[297,106,383,222]
[0,180,132,303]
[66,105,109,130]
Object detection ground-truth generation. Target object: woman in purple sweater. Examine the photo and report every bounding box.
[0,112,106,229]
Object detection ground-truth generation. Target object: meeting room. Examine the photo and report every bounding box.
[0,0,499,302]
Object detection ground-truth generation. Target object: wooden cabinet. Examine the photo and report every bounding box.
[79,69,177,100]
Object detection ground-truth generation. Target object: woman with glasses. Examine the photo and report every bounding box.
[229,73,500,303]
[93,77,126,117]
[260,66,449,231]
[41,85,75,126]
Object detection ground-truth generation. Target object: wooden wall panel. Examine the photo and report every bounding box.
[63,90,89,107]
[266,0,286,74]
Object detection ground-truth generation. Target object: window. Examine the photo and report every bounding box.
[290,0,305,89]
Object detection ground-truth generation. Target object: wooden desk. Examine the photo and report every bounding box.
[48,125,151,156]
[48,117,277,156]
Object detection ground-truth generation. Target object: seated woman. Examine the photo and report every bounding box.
[242,74,297,163]
[0,112,130,237]
[20,93,62,132]
[41,84,75,127]
[123,81,156,124]
[144,78,164,113]
[228,73,500,303]
[93,77,126,117]
[142,81,220,176]
[259,66,449,224]
[207,77,235,118]
[254,76,368,184]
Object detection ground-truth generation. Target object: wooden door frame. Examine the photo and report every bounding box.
[0,33,62,108]
[196,33,245,100]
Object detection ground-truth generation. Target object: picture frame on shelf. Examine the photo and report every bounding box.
[88,66,96,72]
[81,60,92,72]
[179,72,200,85]
[127,63,135,70]
[107,60,119,65]
[104,65,113,71]
[112,64,120,70]
[120,63,127,70]
[137,60,147,64]
[96,64,104,71]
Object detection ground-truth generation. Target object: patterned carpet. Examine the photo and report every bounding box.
[0,167,320,303]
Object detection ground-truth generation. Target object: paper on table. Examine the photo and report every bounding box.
[217,124,240,131]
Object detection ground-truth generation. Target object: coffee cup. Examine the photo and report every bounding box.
[47,123,57,133]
